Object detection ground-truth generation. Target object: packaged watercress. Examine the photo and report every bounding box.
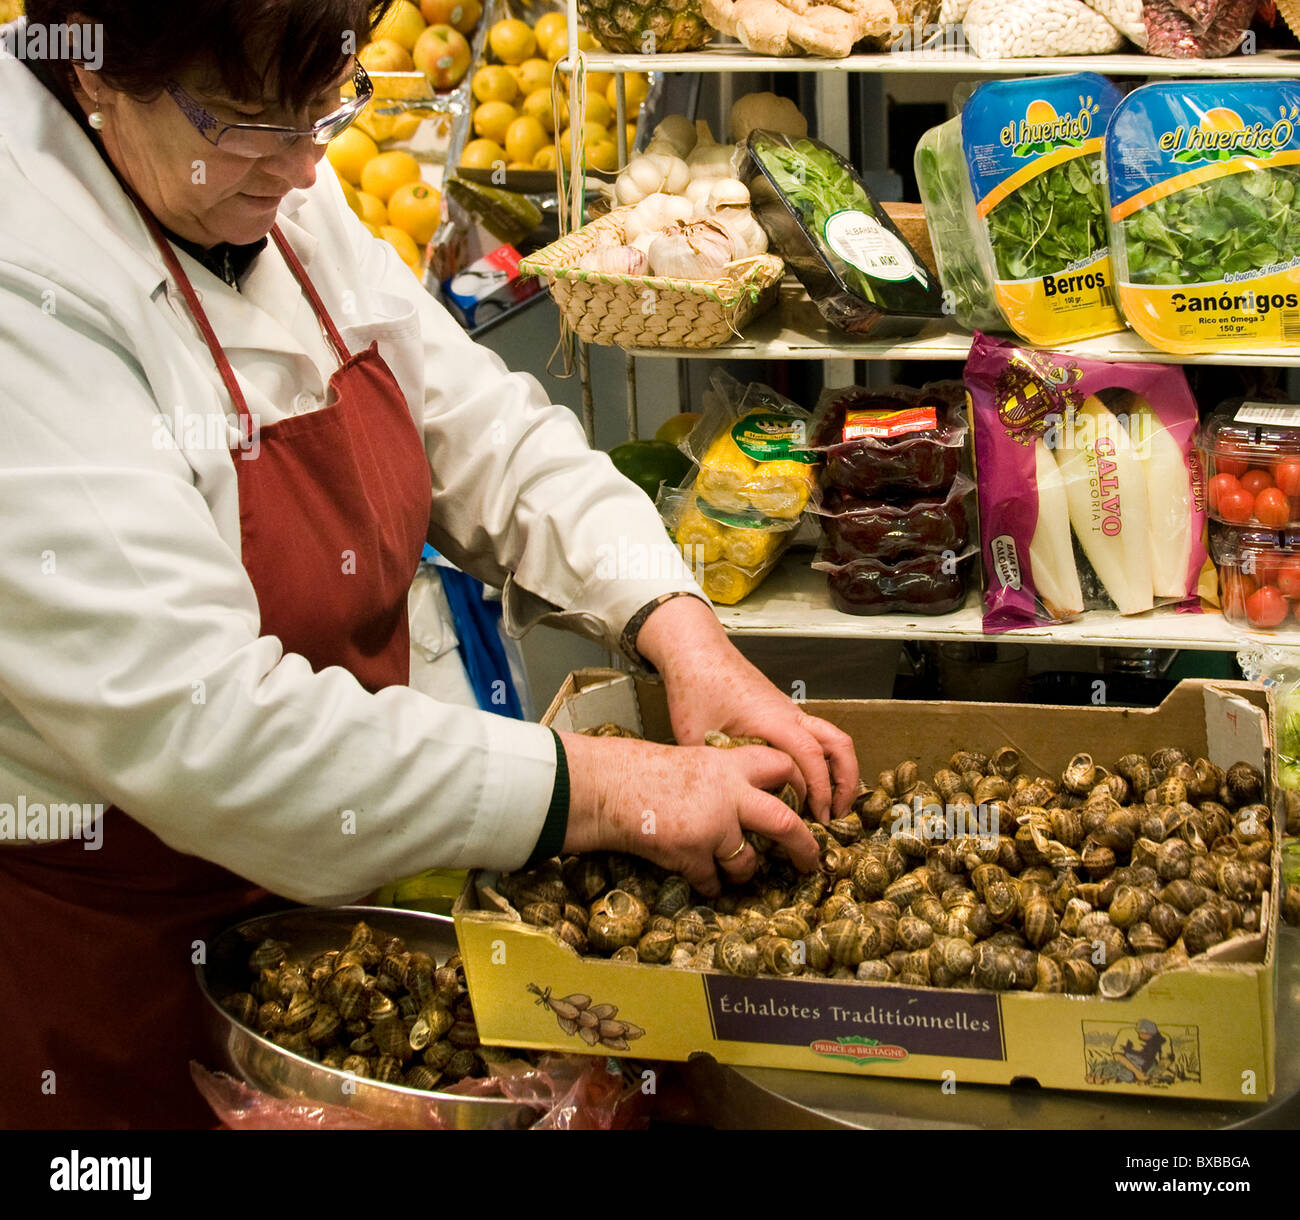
[744,131,944,336]
[958,73,1125,346]
[1106,80,1300,356]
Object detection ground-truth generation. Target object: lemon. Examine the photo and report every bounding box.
[472,64,518,105]
[363,221,382,237]
[460,137,506,169]
[511,57,551,96]
[382,224,422,267]
[583,92,612,130]
[585,71,614,99]
[610,72,649,116]
[372,0,427,52]
[338,175,360,212]
[533,12,567,54]
[473,100,517,144]
[522,87,565,134]
[533,146,556,170]
[354,190,389,228]
[504,114,548,165]
[580,119,608,146]
[326,126,379,186]
[544,29,568,64]
[488,18,535,65]
[387,182,441,245]
[625,123,637,151]
[577,30,598,50]
[587,138,618,173]
[360,149,422,203]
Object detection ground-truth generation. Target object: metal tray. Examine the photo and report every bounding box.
[196,905,535,1129]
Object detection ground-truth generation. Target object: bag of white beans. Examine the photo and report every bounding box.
[961,0,1126,57]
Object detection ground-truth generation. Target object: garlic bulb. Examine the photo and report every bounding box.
[683,178,715,215]
[577,244,650,275]
[613,152,690,207]
[651,115,697,158]
[647,219,736,279]
[728,92,809,144]
[704,179,750,210]
[623,192,694,244]
[685,121,740,181]
[708,207,768,258]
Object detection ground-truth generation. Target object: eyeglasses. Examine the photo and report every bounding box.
[165,63,373,159]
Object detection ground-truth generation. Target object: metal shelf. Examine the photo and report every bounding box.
[559,45,1300,77]
[717,555,1248,651]
[626,281,1300,365]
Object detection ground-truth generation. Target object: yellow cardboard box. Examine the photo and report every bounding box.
[454,671,1278,1103]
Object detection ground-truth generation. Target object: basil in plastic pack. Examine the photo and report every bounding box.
[744,131,945,336]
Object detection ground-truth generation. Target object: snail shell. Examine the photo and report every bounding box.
[610,945,639,964]
[256,999,285,1034]
[828,812,864,845]
[1062,753,1098,796]
[1092,925,1129,968]
[367,991,398,1023]
[791,871,829,908]
[404,1065,443,1091]
[563,856,609,904]
[637,928,676,964]
[1108,884,1152,929]
[1099,954,1150,999]
[1034,956,1064,993]
[555,920,589,955]
[281,991,317,1034]
[372,1017,414,1062]
[653,875,692,918]
[1127,922,1167,955]
[714,932,760,977]
[248,938,289,974]
[895,760,921,794]
[972,944,1017,990]
[992,746,1020,780]
[1061,958,1099,996]
[803,927,833,974]
[856,960,893,982]
[822,918,867,967]
[340,1054,371,1078]
[768,909,811,942]
[934,936,975,979]
[759,936,804,977]
[1224,762,1263,807]
[444,1049,482,1079]
[423,1040,456,1072]
[668,944,694,969]
[884,874,923,911]
[1181,904,1226,955]
[588,912,643,955]
[851,854,891,902]
[985,880,1019,925]
[1159,878,1207,914]
[221,992,258,1027]
[1023,894,1058,948]
[521,901,561,928]
[897,913,934,952]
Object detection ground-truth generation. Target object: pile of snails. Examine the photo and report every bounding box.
[219,920,530,1091]
[498,741,1275,999]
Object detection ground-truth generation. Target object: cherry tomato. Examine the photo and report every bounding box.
[1246,585,1289,628]
[1217,486,1255,524]
[1254,486,1292,528]
[1221,570,1258,621]
[1208,472,1241,512]
[1277,557,1300,600]
[1215,449,1251,479]
[1275,458,1300,497]
[1248,549,1281,587]
[1240,469,1275,497]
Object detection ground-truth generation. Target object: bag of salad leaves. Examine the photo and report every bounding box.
[1106,80,1300,356]
[744,131,944,337]
[953,72,1125,347]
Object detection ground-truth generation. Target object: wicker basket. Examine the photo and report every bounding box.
[519,209,785,350]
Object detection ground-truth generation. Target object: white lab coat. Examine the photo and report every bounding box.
[0,42,702,903]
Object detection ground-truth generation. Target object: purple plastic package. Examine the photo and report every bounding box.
[966,332,1208,631]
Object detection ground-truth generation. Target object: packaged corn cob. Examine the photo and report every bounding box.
[657,482,802,605]
[965,331,1209,630]
[683,373,820,520]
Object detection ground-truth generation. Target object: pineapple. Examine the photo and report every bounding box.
[577,0,712,54]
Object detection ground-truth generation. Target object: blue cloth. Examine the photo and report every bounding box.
[421,545,524,719]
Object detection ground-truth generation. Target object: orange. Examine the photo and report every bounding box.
[586,138,618,173]
[610,72,649,116]
[522,87,565,134]
[583,92,612,130]
[511,57,551,97]
[472,64,518,105]
[460,137,506,169]
[387,181,442,245]
[473,100,517,144]
[360,150,422,203]
[533,12,567,55]
[504,114,547,165]
[532,146,556,170]
[326,127,378,186]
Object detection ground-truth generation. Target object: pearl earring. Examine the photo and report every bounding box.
[88,111,106,130]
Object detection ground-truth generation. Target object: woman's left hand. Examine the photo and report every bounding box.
[635,596,859,823]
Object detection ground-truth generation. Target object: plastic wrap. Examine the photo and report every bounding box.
[961,0,1126,56]
[813,548,974,615]
[191,1053,650,1130]
[810,383,968,499]
[1106,81,1300,356]
[683,372,819,519]
[817,474,974,559]
[1142,0,1256,56]
[914,116,1003,332]
[966,331,1209,631]
[743,131,944,337]
[1209,525,1300,633]
[947,73,1124,347]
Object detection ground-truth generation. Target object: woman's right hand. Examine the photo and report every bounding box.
[556,731,821,898]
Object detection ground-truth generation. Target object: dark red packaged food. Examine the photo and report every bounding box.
[817,474,974,560]
[810,386,969,498]
[813,548,973,616]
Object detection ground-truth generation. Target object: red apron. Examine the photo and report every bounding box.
[0,223,433,1129]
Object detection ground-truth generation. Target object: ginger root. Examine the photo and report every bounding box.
[701,0,897,57]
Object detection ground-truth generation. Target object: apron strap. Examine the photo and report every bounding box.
[270,226,352,367]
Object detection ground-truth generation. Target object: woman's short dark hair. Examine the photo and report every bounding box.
[24,0,394,111]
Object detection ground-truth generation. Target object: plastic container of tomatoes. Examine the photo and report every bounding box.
[1208,522,1300,632]
[1200,404,1300,530]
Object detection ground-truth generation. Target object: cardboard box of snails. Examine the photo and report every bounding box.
[453,670,1279,1101]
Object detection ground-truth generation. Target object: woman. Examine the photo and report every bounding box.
[0,0,858,1128]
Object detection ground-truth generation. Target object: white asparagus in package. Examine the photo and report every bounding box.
[966,332,1209,630]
